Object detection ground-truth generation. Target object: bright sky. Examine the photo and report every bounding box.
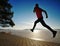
[7,0,60,30]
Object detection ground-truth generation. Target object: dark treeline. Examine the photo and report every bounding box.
[0,0,15,27]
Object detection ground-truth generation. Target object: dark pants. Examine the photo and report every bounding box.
[32,18,54,32]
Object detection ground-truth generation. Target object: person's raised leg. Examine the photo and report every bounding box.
[40,19,57,38]
[31,19,39,32]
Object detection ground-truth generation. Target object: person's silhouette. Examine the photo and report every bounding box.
[31,4,57,38]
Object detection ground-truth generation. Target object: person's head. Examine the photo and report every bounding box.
[35,3,39,7]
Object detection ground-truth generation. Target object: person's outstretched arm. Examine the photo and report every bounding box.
[43,10,48,18]
[41,8,48,18]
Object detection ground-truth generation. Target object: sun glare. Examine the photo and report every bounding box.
[31,38,44,41]
[34,30,39,33]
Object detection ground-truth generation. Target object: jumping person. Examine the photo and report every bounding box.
[31,4,57,38]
